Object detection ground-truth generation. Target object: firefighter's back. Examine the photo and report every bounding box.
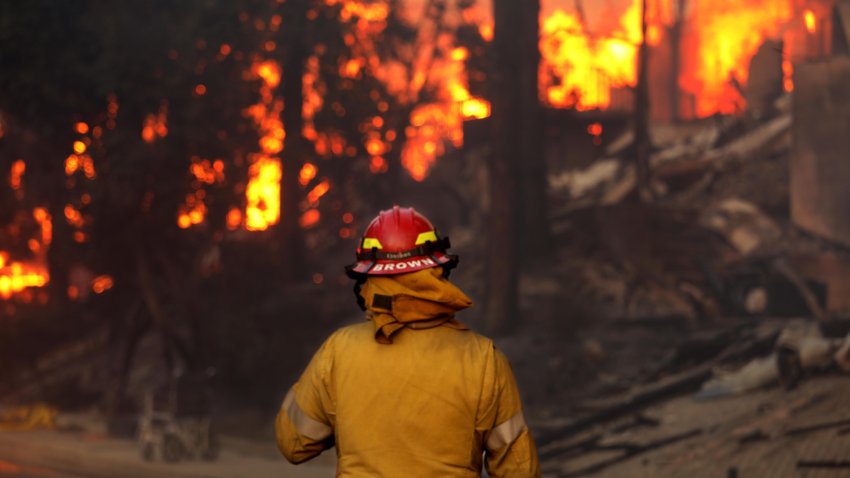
[329,321,495,477]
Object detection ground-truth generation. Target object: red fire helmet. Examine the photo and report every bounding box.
[346,206,457,277]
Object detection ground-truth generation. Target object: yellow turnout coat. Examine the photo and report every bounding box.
[276,268,540,477]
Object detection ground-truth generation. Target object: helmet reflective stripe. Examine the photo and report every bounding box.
[414,230,438,245]
[372,258,436,273]
[362,238,383,250]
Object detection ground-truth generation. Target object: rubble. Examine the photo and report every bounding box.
[700,198,782,255]
[835,333,850,372]
[695,355,778,400]
[538,58,850,473]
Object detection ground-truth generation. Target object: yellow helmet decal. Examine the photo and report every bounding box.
[362,237,383,250]
[415,231,438,245]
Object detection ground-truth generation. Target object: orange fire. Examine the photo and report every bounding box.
[9,160,25,196]
[65,121,97,181]
[242,59,285,231]
[539,0,796,117]
[245,157,282,231]
[226,208,243,231]
[92,275,114,294]
[299,209,321,229]
[540,1,671,111]
[400,44,490,181]
[321,1,489,181]
[804,9,816,33]
[299,162,318,186]
[65,154,96,179]
[141,102,169,143]
[306,179,330,207]
[64,204,85,229]
[681,0,793,116]
[0,208,51,300]
[177,157,225,229]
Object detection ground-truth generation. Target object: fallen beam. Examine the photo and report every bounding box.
[557,429,703,477]
[797,460,850,469]
[785,418,850,437]
[537,329,774,450]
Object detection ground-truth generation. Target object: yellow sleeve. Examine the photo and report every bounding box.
[275,336,336,464]
[479,348,540,478]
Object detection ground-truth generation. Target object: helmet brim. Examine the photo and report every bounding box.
[346,251,456,276]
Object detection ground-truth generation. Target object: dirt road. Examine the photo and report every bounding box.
[0,429,336,478]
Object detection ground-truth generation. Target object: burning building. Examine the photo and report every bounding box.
[536,0,827,121]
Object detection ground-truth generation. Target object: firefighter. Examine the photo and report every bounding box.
[276,206,540,477]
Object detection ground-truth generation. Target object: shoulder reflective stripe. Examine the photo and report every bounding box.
[485,411,527,452]
[281,388,333,441]
[414,230,438,245]
[362,238,383,250]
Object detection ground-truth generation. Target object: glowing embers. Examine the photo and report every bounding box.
[362,116,390,175]
[65,121,97,180]
[64,204,85,229]
[326,0,390,23]
[142,102,169,143]
[64,124,97,243]
[91,275,114,294]
[64,154,96,179]
[299,162,318,186]
[0,208,52,301]
[253,59,281,90]
[587,122,603,146]
[178,157,225,229]
[306,179,330,207]
[299,209,321,229]
[9,160,25,199]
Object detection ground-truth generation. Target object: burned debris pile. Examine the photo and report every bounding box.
[530,51,850,474]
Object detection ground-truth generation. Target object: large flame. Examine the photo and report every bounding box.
[243,59,285,231]
[245,157,282,231]
[0,207,51,301]
[401,45,490,181]
[538,0,795,117]
[539,1,670,111]
[324,0,490,181]
[681,0,793,116]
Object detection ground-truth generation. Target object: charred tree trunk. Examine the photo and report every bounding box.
[634,0,653,202]
[104,300,146,418]
[669,0,687,122]
[486,0,523,335]
[46,200,71,307]
[278,0,309,282]
[518,0,552,262]
[41,138,73,309]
